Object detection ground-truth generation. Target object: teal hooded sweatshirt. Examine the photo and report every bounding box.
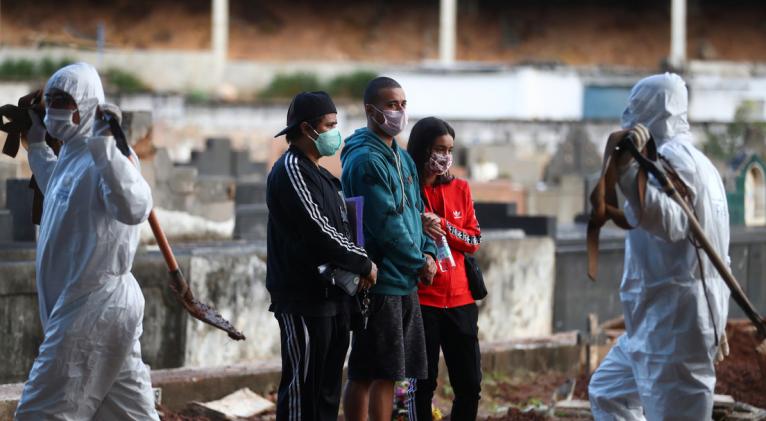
[341,127,437,296]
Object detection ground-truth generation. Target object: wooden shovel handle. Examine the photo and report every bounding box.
[669,189,766,340]
[621,135,766,340]
[147,210,179,271]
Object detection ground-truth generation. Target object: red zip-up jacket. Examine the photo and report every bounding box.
[419,178,481,308]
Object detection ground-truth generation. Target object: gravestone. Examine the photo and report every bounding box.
[543,125,601,184]
[235,182,267,206]
[234,204,269,241]
[474,202,556,236]
[0,161,17,209]
[474,202,517,226]
[0,209,12,242]
[6,179,35,241]
[232,152,266,179]
[196,176,234,204]
[195,138,233,177]
[189,137,266,180]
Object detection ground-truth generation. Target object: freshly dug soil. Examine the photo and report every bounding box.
[572,373,590,401]
[158,321,766,421]
[485,407,549,421]
[156,404,210,421]
[714,320,766,408]
[487,372,569,406]
[571,320,766,408]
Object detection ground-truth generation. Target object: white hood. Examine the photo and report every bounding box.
[44,62,105,141]
[621,72,690,146]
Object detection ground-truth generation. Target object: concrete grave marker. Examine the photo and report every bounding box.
[6,179,34,241]
[189,388,274,419]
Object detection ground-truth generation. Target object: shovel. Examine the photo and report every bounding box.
[618,134,766,380]
[1,94,244,340]
[102,111,245,341]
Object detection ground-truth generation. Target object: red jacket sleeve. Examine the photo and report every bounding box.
[442,181,481,254]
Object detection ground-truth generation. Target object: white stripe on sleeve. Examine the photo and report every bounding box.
[285,152,367,257]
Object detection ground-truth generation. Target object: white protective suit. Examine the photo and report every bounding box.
[588,73,731,420]
[15,63,159,420]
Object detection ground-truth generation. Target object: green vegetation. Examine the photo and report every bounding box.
[186,89,211,104]
[259,72,322,99]
[0,57,150,94]
[259,70,379,100]
[102,68,149,94]
[704,100,766,162]
[0,57,74,81]
[325,70,378,100]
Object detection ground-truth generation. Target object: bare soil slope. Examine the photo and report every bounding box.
[3,0,766,67]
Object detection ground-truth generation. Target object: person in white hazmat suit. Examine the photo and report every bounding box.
[588,73,731,420]
[15,62,159,420]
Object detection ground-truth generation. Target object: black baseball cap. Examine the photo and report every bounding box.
[274,91,337,138]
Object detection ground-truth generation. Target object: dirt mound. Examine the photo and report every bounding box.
[572,320,766,408]
[488,372,568,406]
[3,0,766,66]
[572,373,590,401]
[715,320,766,408]
[157,322,765,420]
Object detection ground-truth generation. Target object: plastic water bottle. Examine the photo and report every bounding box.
[436,235,456,272]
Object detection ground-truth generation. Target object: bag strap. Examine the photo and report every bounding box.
[586,130,652,281]
[661,155,719,346]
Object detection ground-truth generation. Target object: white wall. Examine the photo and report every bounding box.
[689,75,766,122]
[476,233,555,340]
[161,234,557,368]
[183,246,275,367]
[387,68,584,121]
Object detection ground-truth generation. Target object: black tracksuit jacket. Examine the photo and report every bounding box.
[266,146,372,316]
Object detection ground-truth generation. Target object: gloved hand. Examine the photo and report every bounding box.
[715,332,730,363]
[26,109,46,145]
[92,103,123,137]
[617,123,651,168]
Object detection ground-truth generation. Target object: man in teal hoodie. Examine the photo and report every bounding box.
[340,76,437,421]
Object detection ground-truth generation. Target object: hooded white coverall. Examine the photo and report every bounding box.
[588,73,731,420]
[15,63,159,420]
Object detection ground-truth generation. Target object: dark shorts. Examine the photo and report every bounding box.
[348,290,428,381]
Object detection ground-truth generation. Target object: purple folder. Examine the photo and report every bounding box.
[345,196,365,247]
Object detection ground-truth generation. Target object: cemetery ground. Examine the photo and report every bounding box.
[156,320,766,421]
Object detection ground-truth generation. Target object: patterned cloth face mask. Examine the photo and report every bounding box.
[428,152,453,175]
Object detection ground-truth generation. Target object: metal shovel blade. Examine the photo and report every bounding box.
[169,269,246,341]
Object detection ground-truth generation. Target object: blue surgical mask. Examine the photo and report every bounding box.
[311,127,342,156]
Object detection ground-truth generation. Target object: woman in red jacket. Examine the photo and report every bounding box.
[407,117,482,421]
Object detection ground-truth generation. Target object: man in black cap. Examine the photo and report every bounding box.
[267,91,378,421]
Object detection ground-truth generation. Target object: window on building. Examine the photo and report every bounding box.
[744,163,766,226]
[582,86,632,120]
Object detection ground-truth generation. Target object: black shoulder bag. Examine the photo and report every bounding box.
[464,253,487,300]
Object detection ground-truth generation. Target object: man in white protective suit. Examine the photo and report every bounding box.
[15,62,159,420]
[588,73,731,420]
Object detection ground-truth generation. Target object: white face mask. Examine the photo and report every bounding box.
[44,107,79,142]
